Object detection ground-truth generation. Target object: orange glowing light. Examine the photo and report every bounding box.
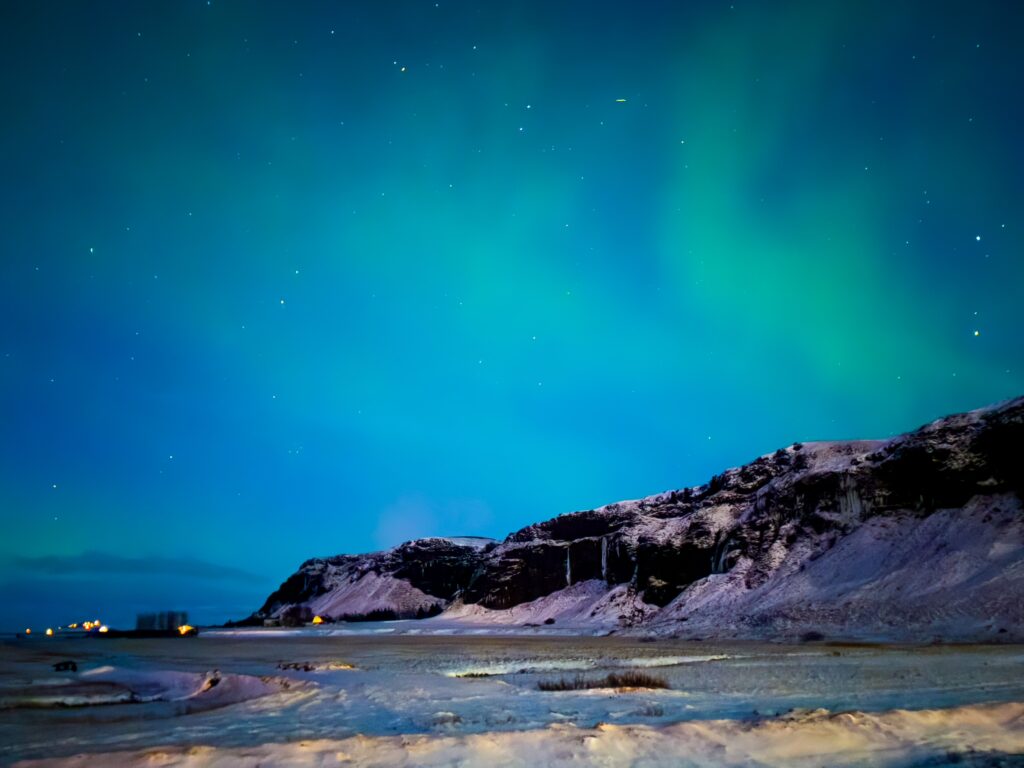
[98,625,109,633]
[177,625,195,636]
[312,615,324,625]
[24,628,31,635]
[45,628,54,636]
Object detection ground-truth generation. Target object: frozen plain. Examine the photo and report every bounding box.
[3,628,1024,766]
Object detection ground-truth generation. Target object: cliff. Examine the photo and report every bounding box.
[248,396,1024,640]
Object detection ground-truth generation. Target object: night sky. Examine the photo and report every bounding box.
[2,1,1022,631]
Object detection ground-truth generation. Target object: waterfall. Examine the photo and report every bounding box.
[565,546,572,587]
[601,536,608,582]
[712,535,734,574]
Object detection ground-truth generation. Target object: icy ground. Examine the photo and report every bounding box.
[2,633,1023,765]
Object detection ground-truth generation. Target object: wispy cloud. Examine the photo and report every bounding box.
[8,552,257,581]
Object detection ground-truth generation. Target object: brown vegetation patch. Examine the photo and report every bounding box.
[537,671,669,691]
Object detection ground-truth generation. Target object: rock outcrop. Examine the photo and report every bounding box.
[251,537,497,625]
[248,396,1024,639]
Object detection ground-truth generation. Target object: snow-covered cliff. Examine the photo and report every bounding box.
[248,396,1024,640]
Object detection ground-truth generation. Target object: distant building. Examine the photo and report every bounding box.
[136,611,189,631]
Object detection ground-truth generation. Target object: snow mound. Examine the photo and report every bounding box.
[0,666,290,712]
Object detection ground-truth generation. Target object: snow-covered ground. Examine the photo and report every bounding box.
[16,700,1024,767]
[3,633,1024,765]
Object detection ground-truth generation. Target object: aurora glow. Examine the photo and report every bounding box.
[1,1,1021,629]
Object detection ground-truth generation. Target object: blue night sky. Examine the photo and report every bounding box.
[1,1,1022,630]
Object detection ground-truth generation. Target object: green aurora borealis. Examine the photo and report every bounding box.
[1,1,1022,628]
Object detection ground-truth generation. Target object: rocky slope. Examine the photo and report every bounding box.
[251,537,497,624]
[249,396,1024,639]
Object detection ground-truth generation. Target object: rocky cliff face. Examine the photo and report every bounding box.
[250,396,1024,639]
[252,537,497,624]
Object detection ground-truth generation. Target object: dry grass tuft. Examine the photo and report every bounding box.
[537,671,669,691]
